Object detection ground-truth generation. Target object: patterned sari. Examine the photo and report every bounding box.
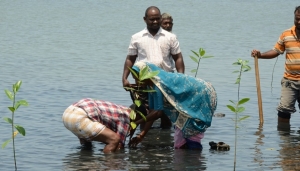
[133,62,217,138]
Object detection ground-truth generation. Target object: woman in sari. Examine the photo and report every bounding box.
[129,61,217,150]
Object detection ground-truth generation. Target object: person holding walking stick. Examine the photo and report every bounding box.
[251,6,300,124]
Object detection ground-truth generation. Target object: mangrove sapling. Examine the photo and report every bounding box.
[226,59,251,171]
[124,66,159,130]
[2,80,29,171]
[190,48,213,77]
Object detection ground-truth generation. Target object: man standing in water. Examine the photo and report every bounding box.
[251,6,300,124]
[122,6,185,129]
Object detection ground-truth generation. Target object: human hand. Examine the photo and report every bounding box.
[123,79,131,91]
[128,134,144,148]
[251,49,261,58]
[117,142,124,150]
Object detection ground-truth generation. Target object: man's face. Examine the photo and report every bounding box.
[161,18,173,32]
[294,10,300,30]
[144,9,161,31]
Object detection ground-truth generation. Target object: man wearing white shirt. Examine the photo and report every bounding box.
[122,6,184,129]
[122,6,184,88]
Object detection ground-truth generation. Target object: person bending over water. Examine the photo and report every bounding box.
[62,98,144,153]
[128,62,217,150]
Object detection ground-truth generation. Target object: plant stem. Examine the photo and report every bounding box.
[234,103,237,171]
[234,65,243,171]
[195,59,201,77]
[234,102,238,170]
[12,93,17,170]
[238,65,242,102]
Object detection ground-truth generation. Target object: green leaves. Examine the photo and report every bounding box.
[2,80,28,170]
[8,107,15,112]
[2,139,11,149]
[15,100,29,109]
[13,81,22,93]
[238,98,250,105]
[191,50,199,57]
[189,48,213,77]
[129,110,136,120]
[129,106,147,130]
[128,67,139,80]
[227,58,251,117]
[227,105,235,113]
[3,117,13,124]
[199,48,205,56]
[136,110,146,121]
[233,59,251,72]
[139,69,159,81]
[134,100,141,107]
[5,90,14,100]
[128,65,159,83]
[127,65,158,130]
[227,104,246,114]
[239,115,250,121]
[15,125,25,136]
[232,59,251,84]
[130,122,137,129]
[6,100,29,113]
[3,80,29,170]
[141,89,157,93]
[235,77,241,84]
[129,102,147,129]
[191,69,197,73]
[190,56,199,63]
[227,59,252,170]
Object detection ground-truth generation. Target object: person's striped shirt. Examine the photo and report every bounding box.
[273,25,300,80]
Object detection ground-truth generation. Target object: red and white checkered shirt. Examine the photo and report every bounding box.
[73,98,131,144]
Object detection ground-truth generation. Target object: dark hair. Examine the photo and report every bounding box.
[294,6,300,13]
[144,6,160,17]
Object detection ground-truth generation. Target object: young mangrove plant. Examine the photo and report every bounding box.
[226,59,251,171]
[124,66,159,129]
[2,80,29,171]
[190,47,213,77]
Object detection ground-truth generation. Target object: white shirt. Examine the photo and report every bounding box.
[127,28,181,72]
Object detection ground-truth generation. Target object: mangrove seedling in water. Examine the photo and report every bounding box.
[2,80,29,171]
[226,59,251,171]
[190,47,213,77]
[124,66,159,129]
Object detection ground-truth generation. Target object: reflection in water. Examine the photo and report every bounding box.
[62,146,99,171]
[127,146,206,170]
[277,122,300,170]
[173,150,206,171]
[62,145,131,171]
[127,127,175,170]
[62,127,208,170]
[253,123,264,168]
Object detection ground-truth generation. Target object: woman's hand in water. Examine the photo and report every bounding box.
[128,134,144,147]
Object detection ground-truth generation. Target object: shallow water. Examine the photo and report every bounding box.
[1,0,300,170]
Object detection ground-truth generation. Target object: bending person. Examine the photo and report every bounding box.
[129,62,217,150]
[62,98,143,153]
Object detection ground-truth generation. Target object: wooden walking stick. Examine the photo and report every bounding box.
[254,56,264,123]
